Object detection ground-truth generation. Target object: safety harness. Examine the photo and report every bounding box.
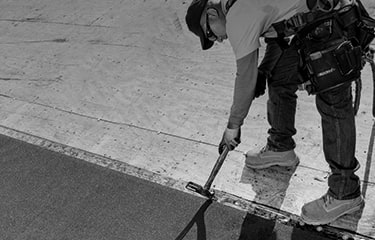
[272,0,375,95]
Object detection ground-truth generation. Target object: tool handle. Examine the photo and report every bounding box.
[371,60,375,117]
[203,146,229,190]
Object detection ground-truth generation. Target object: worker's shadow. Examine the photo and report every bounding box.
[174,199,213,240]
[173,161,297,240]
[239,163,297,213]
[237,162,298,240]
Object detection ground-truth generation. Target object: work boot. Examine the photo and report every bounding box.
[301,193,364,225]
[245,146,299,169]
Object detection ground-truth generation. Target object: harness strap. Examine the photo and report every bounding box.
[338,4,359,28]
[272,5,358,38]
[272,12,316,38]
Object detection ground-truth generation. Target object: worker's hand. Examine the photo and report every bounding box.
[254,69,267,99]
[218,127,241,154]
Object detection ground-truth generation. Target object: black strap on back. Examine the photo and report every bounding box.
[272,1,374,39]
[272,10,338,39]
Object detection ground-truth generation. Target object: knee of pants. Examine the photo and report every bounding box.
[268,84,298,99]
[316,85,354,119]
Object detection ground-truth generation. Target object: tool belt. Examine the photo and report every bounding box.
[297,11,363,94]
[272,0,375,94]
[299,38,362,94]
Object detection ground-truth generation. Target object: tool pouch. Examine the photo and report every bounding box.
[357,18,375,52]
[303,39,361,94]
[298,14,363,94]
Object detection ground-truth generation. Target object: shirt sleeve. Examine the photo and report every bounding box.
[228,50,259,128]
[226,4,261,60]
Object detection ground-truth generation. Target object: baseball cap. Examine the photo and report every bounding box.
[185,0,214,50]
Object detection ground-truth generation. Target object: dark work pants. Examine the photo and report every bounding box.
[264,40,361,200]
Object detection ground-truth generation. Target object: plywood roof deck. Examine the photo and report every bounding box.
[0,0,373,238]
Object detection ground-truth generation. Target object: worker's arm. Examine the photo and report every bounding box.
[228,49,259,128]
[228,38,285,128]
[218,49,258,153]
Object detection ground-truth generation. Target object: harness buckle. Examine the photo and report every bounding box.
[286,13,307,30]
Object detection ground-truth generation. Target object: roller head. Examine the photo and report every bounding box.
[186,181,214,199]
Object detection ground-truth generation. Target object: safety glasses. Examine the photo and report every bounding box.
[307,0,339,13]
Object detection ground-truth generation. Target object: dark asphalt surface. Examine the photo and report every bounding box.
[0,134,334,240]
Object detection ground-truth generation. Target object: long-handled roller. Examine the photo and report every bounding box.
[185,146,229,199]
